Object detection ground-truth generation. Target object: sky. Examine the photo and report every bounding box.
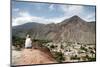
[12,0,96,26]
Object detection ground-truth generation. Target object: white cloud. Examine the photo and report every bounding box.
[12,11,48,26]
[49,4,55,11]
[59,5,95,21]
[13,8,19,12]
[12,15,65,26]
[19,11,31,17]
[12,4,95,26]
[60,5,84,17]
[12,11,32,26]
[12,10,67,26]
[12,16,32,26]
[85,12,95,21]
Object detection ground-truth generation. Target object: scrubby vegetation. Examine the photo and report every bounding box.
[70,55,80,60]
[80,46,88,52]
[32,39,52,44]
[12,36,25,49]
[12,35,52,50]
[84,55,96,61]
[12,35,96,62]
[53,51,65,63]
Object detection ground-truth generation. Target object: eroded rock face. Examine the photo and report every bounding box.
[12,15,96,44]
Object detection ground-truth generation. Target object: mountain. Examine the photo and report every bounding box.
[12,22,45,38]
[12,15,96,44]
[54,15,96,44]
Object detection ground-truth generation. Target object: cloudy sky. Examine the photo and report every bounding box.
[12,0,96,26]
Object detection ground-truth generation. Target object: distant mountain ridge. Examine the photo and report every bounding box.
[12,15,96,44]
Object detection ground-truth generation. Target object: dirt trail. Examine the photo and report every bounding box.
[14,48,57,65]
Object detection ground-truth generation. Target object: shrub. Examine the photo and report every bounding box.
[53,51,65,63]
[80,46,87,52]
[50,45,55,49]
[70,55,80,60]
[60,45,64,49]
[12,36,52,49]
[88,57,96,61]
[12,36,25,48]
[33,39,52,44]
[85,55,96,61]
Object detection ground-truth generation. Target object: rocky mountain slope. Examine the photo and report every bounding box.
[12,15,96,44]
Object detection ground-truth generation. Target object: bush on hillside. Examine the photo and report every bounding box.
[53,51,65,63]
